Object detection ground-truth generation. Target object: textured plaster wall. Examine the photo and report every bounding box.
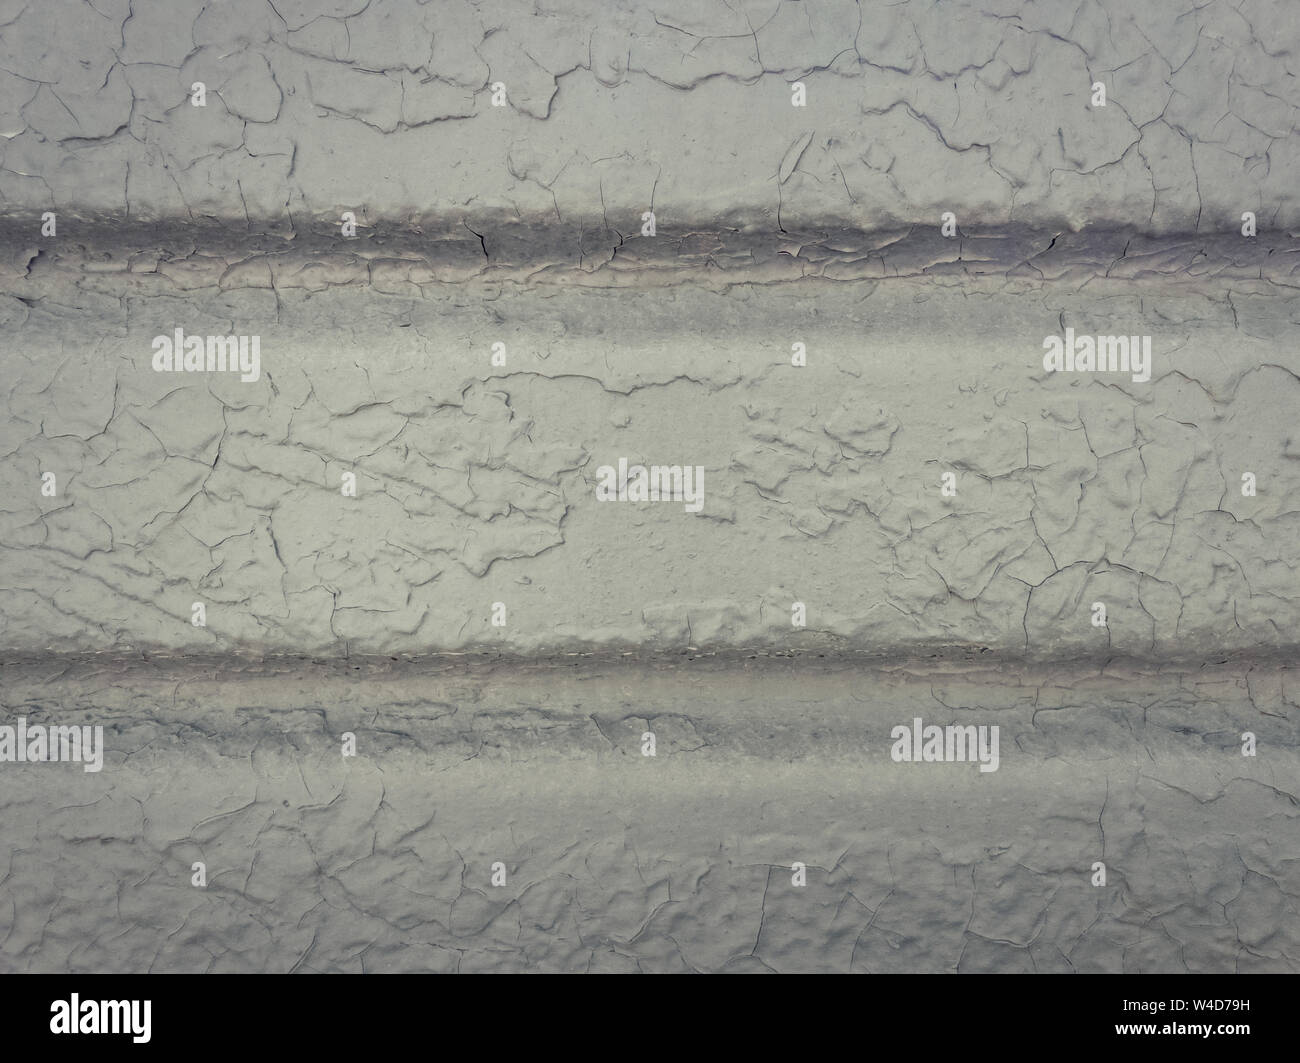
[2,231,1300,661]
[1,0,1299,232]
[2,656,1297,973]
[1,0,1297,973]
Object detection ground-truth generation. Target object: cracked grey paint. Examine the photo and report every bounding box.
[1,0,1299,231]
[1,0,1298,973]
[1,656,1297,973]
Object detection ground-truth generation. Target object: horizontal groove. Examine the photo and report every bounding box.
[3,222,1298,292]
[3,647,1299,681]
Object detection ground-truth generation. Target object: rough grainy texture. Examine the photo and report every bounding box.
[1,655,1297,974]
[3,228,1299,660]
[2,0,1297,974]
[1,0,1299,232]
